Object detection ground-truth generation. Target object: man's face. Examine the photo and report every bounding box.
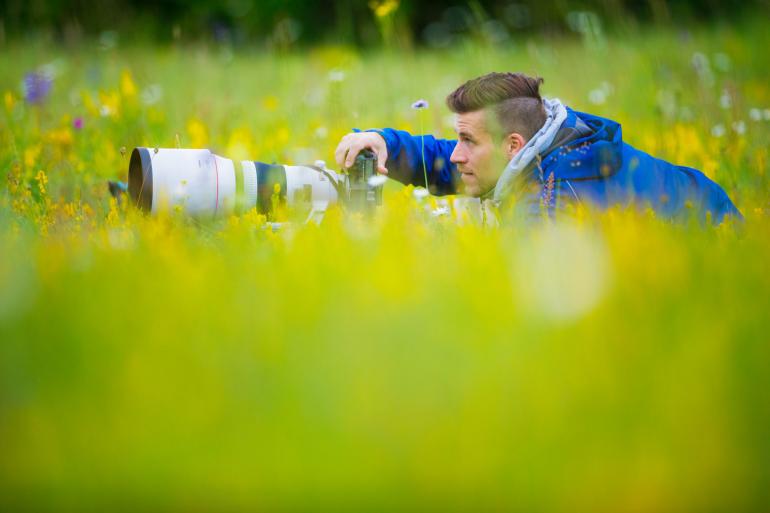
[450,109,510,197]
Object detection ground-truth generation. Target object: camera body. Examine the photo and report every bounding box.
[127,147,383,219]
[346,149,383,212]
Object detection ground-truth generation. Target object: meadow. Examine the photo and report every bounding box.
[1,18,770,511]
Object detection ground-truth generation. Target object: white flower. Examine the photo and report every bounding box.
[367,174,387,187]
[749,108,762,122]
[691,52,714,87]
[691,52,709,71]
[431,206,450,217]
[411,99,429,109]
[314,126,328,139]
[413,187,429,199]
[732,121,746,135]
[328,70,345,82]
[719,90,732,109]
[588,89,606,105]
[711,124,726,138]
[140,84,163,106]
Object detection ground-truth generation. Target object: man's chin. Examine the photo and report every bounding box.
[461,178,480,197]
[462,183,492,198]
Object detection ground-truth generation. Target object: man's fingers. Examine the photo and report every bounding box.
[334,132,388,171]
[344,143,364,169]
[376,147,388,174]
[334,135,351,168]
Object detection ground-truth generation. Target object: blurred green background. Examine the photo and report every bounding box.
[2,0,770,47]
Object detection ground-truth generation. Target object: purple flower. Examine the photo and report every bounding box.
[23,72,53,105]
[411,99,429,110]
[73,117,84,130]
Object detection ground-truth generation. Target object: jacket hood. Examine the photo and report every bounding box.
[498,107,625,207]
[539,108,624,181]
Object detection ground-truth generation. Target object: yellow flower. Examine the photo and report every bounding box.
[243,207,266,226]
[701,157,719,180]
[369,0,399,18]
[276,126,290,147]
[7,162,21,195]
[99,90,121,117]
[261,95,279,111]
[64,202,77,219]
[120,69,137,98]
[226,126,255,161]
[4,91,15,111]
[187,118,209,148]
[36,170,48,195]
[82,91,100,117]
[45,127,73,148]
[106,199,120,227]
[24,146,40,170]
[271,183,283,219]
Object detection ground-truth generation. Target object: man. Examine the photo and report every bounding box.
[334,72,742,224]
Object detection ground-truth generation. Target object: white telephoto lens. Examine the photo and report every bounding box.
[239,161,343,214]
[284,165,339,210]
[129,148,237,217]
[130,148,347,217]
[240,161,259,211]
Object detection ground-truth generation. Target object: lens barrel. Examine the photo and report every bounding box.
[127,147,360,219]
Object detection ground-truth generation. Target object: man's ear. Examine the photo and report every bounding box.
[502,133,527,160]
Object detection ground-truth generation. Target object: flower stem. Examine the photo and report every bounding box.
[419,111,428,190]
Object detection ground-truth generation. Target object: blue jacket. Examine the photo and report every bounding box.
[366,107,742,224]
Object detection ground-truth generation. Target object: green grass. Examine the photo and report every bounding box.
[1,19,770,511]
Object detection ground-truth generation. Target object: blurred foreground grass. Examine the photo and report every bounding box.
[1,19,770,511]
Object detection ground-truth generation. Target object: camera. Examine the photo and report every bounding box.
[127,147,383,220]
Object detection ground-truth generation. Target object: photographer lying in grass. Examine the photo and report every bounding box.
[335,72,742,224]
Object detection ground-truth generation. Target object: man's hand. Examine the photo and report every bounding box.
[334,132,389,174]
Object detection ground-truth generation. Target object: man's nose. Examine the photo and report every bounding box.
[450,143,465,164]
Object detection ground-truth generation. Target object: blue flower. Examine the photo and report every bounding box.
[411,99,429,109]
[23,72,53,105]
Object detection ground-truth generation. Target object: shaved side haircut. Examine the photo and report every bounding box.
[446,72,547,141]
